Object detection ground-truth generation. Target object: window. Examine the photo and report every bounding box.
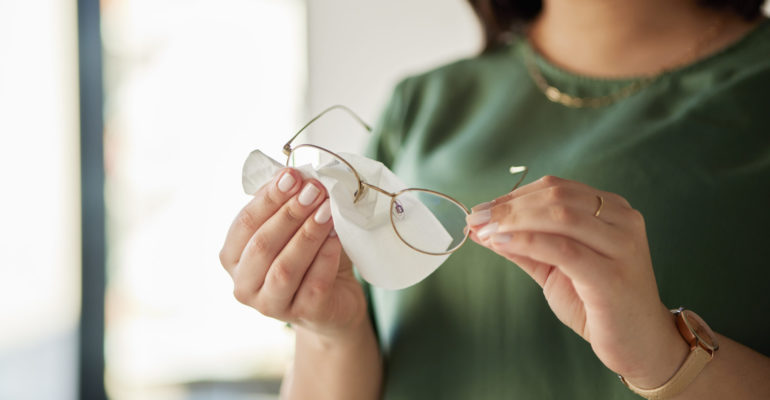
[0,1,79,399]
[102,1,306,397]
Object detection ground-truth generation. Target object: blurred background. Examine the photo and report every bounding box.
[0,0,479,399]
[7,1,769,399]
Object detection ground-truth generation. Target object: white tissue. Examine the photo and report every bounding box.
[242,150,451,290]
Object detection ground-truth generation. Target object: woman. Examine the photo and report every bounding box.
[219,0,770,398]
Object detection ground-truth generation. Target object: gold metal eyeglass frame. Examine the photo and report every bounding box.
[282,105,528,256]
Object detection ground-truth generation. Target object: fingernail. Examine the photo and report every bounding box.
[314,199,332,224]
[471,201,494,212]
[277,172,296,192]
[298,183,320,206]
[467,209,491,226]
[329,228,337,237]
[477,222,498,240]
[491,233,512,244]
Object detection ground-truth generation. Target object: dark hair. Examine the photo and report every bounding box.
[467,0,766,51]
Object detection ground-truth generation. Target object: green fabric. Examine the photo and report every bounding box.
[364,20,770,400]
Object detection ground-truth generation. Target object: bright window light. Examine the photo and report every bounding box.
[0,0,79,399]
[102,0,306,397]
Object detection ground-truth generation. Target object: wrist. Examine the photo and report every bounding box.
[289,302,382,400]
[295,311,374,352]
[622,306,690,389]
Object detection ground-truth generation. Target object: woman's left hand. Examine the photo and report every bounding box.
[466,175,689,388]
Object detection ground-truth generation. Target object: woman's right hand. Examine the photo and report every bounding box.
[219,168,368,341]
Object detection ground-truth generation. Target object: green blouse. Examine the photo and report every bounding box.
[365,20,770,399]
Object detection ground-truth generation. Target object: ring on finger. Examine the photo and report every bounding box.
[593,195,605,218]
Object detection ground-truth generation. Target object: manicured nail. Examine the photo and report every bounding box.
[277,172,296,192]
[314,199,332,224]
[471,201,494,212]
[329,228,337,237]
[298,183,320,206]
[491,233,512,244]
[467,209,491,226]
[477,222,499,240]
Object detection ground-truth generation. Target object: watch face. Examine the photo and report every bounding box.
[682,310,719,351]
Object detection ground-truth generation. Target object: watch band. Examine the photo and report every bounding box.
[620,308,719,399]
[621,341,712,400]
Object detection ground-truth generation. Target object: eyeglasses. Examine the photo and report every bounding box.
[282,105,527,256]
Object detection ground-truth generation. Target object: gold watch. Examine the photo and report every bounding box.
[620,307,719,400]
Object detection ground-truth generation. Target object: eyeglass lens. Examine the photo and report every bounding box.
[391,189,468,255]
[288,146,469,255]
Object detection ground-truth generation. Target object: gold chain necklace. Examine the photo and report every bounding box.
[523,16,728,108]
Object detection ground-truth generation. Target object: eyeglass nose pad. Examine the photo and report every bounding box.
[352,183,367,203]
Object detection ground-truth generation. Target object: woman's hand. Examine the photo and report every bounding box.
[466,175,689,389]
[219,168,368,341]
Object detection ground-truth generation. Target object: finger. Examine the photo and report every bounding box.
[258,198,335,311]
[471,232,568,294]
[220,168,302,270]
[506,254,555,289]
[471,175,631,212]
[487,230,609,287]
[236,180,327,300]
[291,233,343,320]
[510,185,627,226]
[468,184,627,229]
[484,197,624,258]
[508,255,556,288]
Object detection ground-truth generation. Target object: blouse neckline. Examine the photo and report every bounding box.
[511,18,770,88]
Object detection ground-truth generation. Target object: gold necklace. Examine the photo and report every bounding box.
[523,16,728,108]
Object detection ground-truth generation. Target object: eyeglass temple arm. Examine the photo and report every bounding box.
[283,105,373,156]
[509,165,528,191]
[281,106,528,189]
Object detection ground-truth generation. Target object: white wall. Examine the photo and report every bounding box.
[305,0,481,153]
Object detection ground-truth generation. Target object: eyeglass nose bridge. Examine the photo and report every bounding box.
[285,143,372,203]
[353,184,366,203]
[356,182,395,204]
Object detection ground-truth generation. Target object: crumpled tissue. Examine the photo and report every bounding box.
[242,150,452,290]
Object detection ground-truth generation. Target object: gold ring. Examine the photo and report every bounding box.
[594,195,605,217]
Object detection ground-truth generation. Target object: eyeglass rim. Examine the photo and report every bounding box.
[285,143,369,202]
[282,104,529,256]
[387,188,470,256]
[284,144,471,256]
